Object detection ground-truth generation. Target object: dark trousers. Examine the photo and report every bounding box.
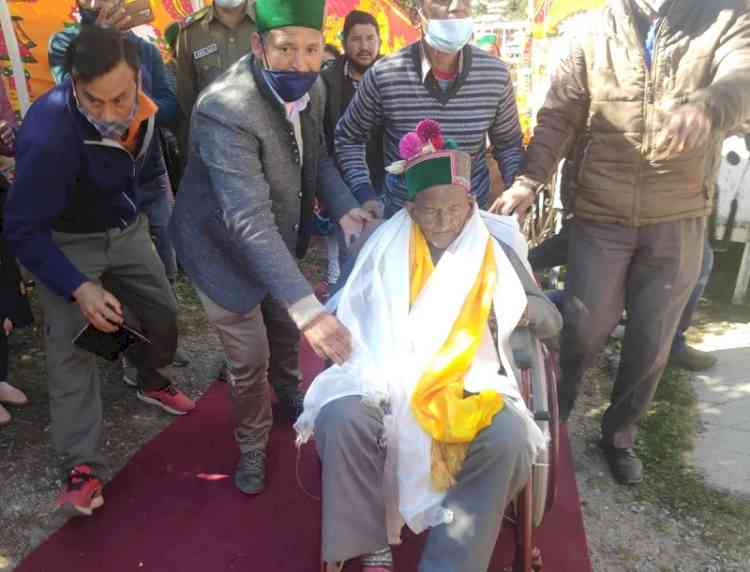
[530,221,713,354]
[37,215,178,474]
[558,218,704,448]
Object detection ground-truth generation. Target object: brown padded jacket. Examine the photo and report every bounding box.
[518,0,750,226]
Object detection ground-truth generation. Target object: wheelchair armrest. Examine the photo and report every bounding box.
[511,326,536,370]
[513,349,533,370]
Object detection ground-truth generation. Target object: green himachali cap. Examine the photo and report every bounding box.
[255,0,327,33]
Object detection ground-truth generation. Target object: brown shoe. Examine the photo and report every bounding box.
[0,382,28,406]
[0,404,10,426]
[669,346,718,372]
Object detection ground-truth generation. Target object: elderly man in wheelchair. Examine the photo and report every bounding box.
[295,120,562,572]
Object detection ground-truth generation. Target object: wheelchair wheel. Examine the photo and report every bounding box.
[544,347,560,515]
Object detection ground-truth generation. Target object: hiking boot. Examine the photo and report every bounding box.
[137,384,196,415]
[669,346,717,372]
[599,442,643,485]
[173,347,191,368]
[234,450,266,495]
[0,404,10,426]
[0,381,28,406]
[55,465,104,517]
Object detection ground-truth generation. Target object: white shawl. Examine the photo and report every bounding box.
[295,207,546,539]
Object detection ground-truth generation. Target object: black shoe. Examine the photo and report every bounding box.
[234,450,266,495]
[599,442,643,485]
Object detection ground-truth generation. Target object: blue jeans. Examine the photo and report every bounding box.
[136,173,177,282]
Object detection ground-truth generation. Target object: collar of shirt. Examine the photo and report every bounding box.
[266,78,311,122]
[419,40,464,84]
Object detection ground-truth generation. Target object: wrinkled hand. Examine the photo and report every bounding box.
[361,199,384,219]
[302,312,353,365]
[3,318,13,336]
[73,281,124,333]
[489,181,536,218]
[339,207,374,247]
[654,102,712,157]
[94,0,132,31]
[0,121,15,150]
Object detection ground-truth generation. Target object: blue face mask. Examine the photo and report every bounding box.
[422,15,474,54]
[262,69,319,103]
[80,8,99,26]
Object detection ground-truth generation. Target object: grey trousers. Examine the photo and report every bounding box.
[37,215,178,475]
[198,292,300,453]
[315,396,533,571]
[558,217,705,448]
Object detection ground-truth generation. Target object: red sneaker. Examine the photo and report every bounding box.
[137,384,195,415]
[55,465,104,517]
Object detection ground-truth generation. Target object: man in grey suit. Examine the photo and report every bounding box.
[169,0,370,494]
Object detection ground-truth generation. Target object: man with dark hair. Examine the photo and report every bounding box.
[171,0,370,495]
[335,0,523,218]
[49,1,190,371]
[5,27,195,517]
[322,9,384,204]
[323,43,341,63]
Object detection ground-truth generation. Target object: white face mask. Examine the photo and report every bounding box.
[421,12,473,54]
[214,0,245,9]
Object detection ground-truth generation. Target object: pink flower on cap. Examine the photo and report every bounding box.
[399,132,424,161]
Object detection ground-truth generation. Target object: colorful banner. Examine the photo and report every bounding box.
[532,0,606,38]
[0,0,418,118]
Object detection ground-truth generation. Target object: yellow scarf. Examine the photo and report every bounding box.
[409,223,504,491]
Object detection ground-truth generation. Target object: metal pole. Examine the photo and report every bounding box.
[0,0,30,116]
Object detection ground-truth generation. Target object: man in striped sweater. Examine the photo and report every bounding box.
[335,0,524,218]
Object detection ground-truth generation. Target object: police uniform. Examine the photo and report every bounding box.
[175,2,256,119]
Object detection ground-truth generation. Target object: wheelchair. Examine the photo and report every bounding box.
[320,326,560,572]
[505,326,560,572]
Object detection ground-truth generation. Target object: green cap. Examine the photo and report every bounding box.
[476,34,496,49]
[405,149,471,200]
[255,0,326,33]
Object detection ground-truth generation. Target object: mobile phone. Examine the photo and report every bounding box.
[122,0,155,28]
[73,322,151,362]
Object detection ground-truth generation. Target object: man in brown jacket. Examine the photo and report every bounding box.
[493,0,750,484]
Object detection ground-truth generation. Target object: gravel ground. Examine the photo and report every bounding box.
[1,240,748,571]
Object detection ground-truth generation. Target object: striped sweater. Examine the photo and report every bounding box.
[335,42,524,213]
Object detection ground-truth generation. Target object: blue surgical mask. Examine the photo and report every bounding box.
[422,14,473,54]
[262,69,318,103]
[80,8,99,26]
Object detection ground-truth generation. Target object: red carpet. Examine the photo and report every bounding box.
[18,344,591,571]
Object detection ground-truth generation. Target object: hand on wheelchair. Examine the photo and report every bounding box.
[303,311,352,366]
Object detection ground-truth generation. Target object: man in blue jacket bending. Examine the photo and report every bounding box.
[4,27,195,518]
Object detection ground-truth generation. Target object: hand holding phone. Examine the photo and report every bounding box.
[73,282,124,333]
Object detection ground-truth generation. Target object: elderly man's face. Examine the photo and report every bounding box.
[252,27,324,73]
[420,0,472,20]
[407,185,473,250]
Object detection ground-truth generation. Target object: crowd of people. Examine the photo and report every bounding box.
[1,0,749,570]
